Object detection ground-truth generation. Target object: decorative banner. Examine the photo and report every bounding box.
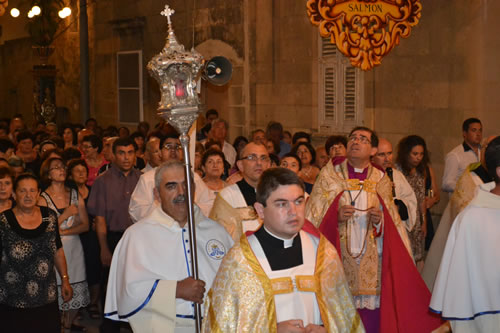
[0,0,7,16]
[307,0,422,70]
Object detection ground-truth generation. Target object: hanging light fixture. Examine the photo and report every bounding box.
[10,8,20,17]
[31,5,41,16]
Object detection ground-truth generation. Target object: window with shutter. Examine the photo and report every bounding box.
[117,50,144,124]
[318,37,364,134]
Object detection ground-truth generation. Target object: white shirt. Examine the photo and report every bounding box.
[248,230,322,326]
[129,167,213,223]
[104,206,233,332]
[392,168,418,231]
[442,143,480,193]
[222,141,237,167]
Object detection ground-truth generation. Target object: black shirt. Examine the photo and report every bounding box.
[254,226,303,271]
[236,178,257,206]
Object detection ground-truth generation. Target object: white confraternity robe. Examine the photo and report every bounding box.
[430,182,500,333]
[104,206,233,333]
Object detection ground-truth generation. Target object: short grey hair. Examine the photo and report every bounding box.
[154,159,186,190]
[211,118,228,130]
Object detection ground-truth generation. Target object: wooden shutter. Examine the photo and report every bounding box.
[117,51,143,123]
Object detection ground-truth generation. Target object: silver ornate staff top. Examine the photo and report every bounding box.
[147,4,204,134]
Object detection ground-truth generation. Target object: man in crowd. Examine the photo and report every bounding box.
[210,142,270,241]
[266,121,291,158]
[251,128,267,145]
[203,168,363,332]
[142,136,162,172]
[87,137,142,333]
[442,118,482,193]
[315,146,329,169]
[206,119,236,166]
[372,138,417,232]
[105,160,233,332]
[430,136,500,332]
[129,133,213,222]
[198,109,219,141]
[306,127,443,332]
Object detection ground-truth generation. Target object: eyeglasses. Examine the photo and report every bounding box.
[241,154,270,163]
[348,135,371,144]
[163,144,182,151]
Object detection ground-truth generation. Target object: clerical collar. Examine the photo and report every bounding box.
[254,226,303,270]
[263,226,297,248]
[236,178,257,206]
[347,162,368,180]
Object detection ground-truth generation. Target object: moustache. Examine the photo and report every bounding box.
[173,195,186,204]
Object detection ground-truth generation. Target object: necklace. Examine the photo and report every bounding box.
[345,217,372,259]
[339,162,374,259]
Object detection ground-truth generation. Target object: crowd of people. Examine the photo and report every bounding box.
[0,110,496,333]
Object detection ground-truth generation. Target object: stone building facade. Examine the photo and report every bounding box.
[1,0,500,215]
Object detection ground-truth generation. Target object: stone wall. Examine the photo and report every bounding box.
[365,0,500,214]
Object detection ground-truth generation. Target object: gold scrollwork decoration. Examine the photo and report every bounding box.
[0,0,8,16]
[307,0,422,70]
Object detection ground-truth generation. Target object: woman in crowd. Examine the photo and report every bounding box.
[38,157,90,331]
[280,152,302,175]
[204,140,230,180]
[292,142,320,194]
[81,134,108,186]
[396,135,440,270]
[0,173,72,332]
[232,136,248,158]
[61,124,78,150]
[67,158,101,320]
[325,135,347,159]
[0,166,14,213]
[201,149,228,214]
[15,130,40,175]
[130,131,146,160]
[194,142,205,177]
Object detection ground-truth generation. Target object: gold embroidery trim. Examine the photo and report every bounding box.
[270,275,317,295]
[295,275,317,292]
[270,277,294,295]
[346,179,377,193]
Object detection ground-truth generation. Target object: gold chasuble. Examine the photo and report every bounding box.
[209,194,261,242]
[306,159,412,256]
[202,225,364,333]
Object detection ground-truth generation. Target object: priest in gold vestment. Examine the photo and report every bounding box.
[203,168,363,333]
[306,127,443,333]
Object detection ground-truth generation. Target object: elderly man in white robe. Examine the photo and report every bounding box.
[129,134,213,220]
[372,138,418,232]
[430,136,500,333]
[105,160,233,333]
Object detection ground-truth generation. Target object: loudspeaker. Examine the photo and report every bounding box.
[203,56,232,86]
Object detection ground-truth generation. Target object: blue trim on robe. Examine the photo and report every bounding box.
[429,307,500,321]
[104,279,160,319]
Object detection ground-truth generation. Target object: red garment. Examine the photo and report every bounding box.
[319,191,443,333]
